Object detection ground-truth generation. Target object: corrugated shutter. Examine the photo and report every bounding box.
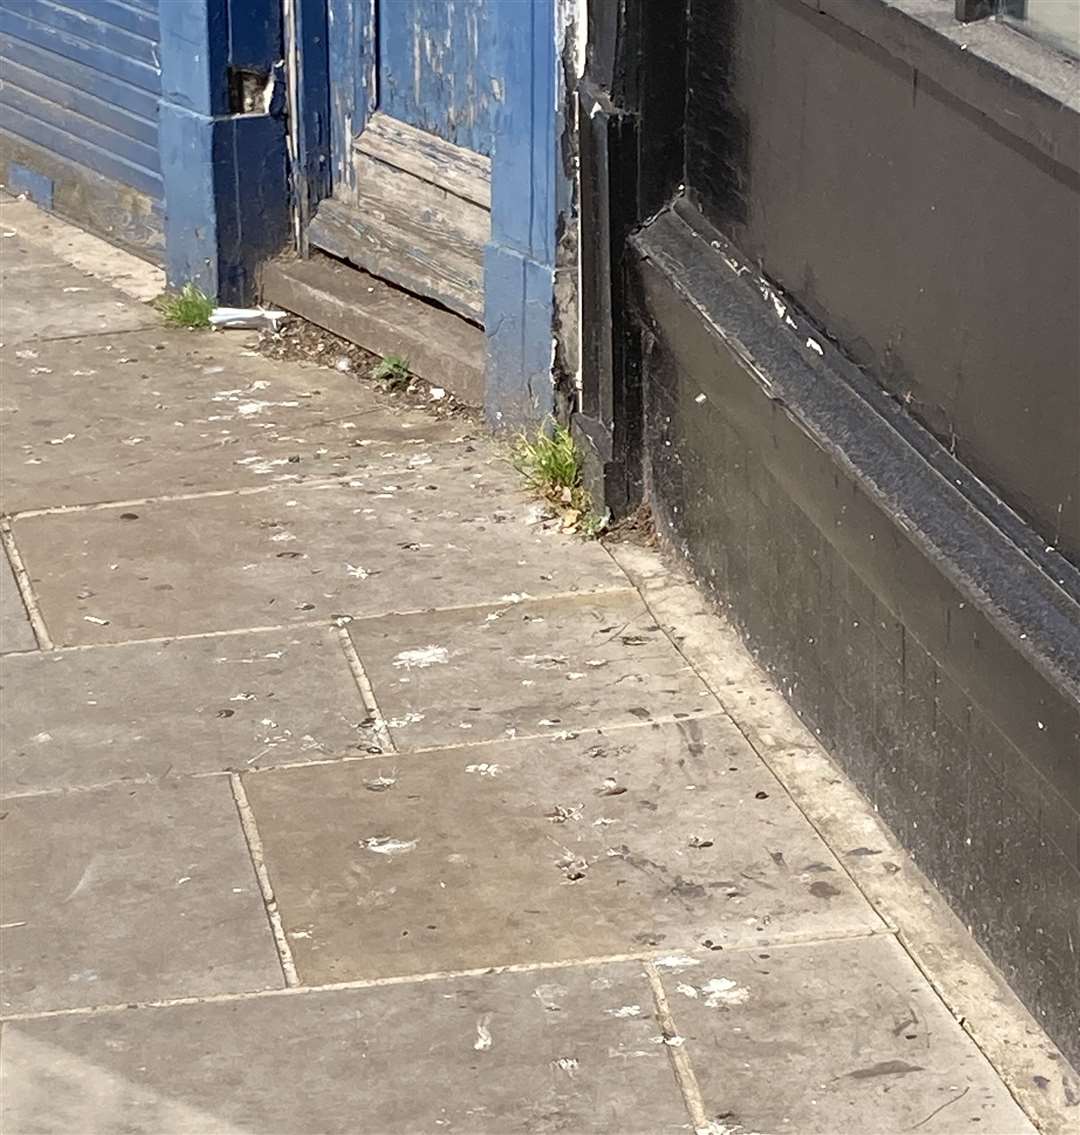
[0,0,163,248]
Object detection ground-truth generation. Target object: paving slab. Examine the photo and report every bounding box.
[0,263,157,345]
[0,778,283,1014]
[0,549,36,653]
[0,229,64,276]
[353,590,714,749]
[0,329,470,511]
[13,480,628,646]
[244,717,882,985]
[0,198,164,301]
[657,935,1035,1133]
[0,627,373,795]
[0,963,690,1134]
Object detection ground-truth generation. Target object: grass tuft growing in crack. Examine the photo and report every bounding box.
[369,354,411,390]
[153,282,214,329]
[512,420,608,538]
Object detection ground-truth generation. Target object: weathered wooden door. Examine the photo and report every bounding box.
[311,0,500,324]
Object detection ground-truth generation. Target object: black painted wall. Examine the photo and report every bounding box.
[581,0,1080,1066]
[684,0,1080,565]
[631,205,1080,1068]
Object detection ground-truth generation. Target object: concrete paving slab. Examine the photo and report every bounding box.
[0,198,164,301]
[13,481,628,646]
[244,718,882,985]
[0,549,36,653]
[0,778,283,1014]
[1,963,690,1134]
[0,229,63,275]
[353,590,714,749]
[657,935,1036,1133]
[0,329,468,511]
[0,263,157,345]
[1,627,372,795]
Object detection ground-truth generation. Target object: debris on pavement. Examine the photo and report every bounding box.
[362,837,418,856]
[209,306,289,332]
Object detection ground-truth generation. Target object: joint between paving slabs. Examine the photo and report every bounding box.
[9,588,641,657]
[228,772,301,988]
[7,481,310,520]
[0,930,895,1025]
[335,625,396,753]
[644,961,712,1133]
[0,708,732,803]
[1,518,53,649]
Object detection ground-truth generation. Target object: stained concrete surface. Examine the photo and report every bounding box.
[0,777,282,1014]
[0,262,157,344]
[244,718,883,984]
[0,210,1052,1134]
[352,590,714,748]
[1,964,690,1135]
[12,476,626,646]
[658,936,1036,1133]
[0,627,372,794]
[0,329,465,511]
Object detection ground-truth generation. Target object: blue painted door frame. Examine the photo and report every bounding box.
[157,0,290,303]
[295,0,559,427]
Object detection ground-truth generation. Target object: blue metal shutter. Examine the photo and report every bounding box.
[0,0,163,249]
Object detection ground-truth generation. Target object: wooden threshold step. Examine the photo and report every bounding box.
[261,254,485,407]
[308,171,486,324]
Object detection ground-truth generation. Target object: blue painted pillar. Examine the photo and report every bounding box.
[158,0,290,303]
[485,0,558,429]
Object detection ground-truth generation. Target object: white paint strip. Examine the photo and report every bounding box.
[336,626,395,753]
[228,773,300,988]
[645,961,711,1132]
[0,519,54,650]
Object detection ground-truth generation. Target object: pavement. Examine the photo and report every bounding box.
[0,199,1075,1134]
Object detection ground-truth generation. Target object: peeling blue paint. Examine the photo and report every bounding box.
[158,0,288,303]
[485,0,558,428]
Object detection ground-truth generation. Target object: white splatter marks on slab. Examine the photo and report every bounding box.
[393,645,449,669]
[239,400,298,417]
[551,1056,579,1075]
[362,837,417,856]
[806,338,824,356]
[653,954,702,970]
[364,775,397,792]
[605,1004,642,1018]
[532,983,567,1011]
[700,977,750,1007]
[385,712,425,729]
[675,976,750,1007]
[473,1014,493,1051]
[465,763,501,778]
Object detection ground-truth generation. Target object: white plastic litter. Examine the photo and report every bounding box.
[209,307,288,332]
